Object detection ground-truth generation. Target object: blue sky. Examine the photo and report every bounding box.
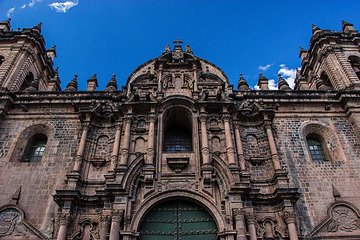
[1,0,360,90]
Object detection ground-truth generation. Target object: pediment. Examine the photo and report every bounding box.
[307,201,360,239]
[0,205,48,240]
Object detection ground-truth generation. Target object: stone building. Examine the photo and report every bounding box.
[0,19,360,240]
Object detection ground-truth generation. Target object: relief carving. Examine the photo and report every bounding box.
[327,205,360,232]
[0,208,27,238]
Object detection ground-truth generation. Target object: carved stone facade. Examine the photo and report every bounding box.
[1,19,360,239]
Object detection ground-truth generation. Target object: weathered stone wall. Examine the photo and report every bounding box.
[0,105,79,232]
[274,112,360,234]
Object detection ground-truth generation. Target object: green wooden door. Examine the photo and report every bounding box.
[139,200,217,240]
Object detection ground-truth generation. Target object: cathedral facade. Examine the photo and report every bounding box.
[0,19,360,240]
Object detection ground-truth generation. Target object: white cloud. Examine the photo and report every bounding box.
[258,64,272,71]
[6,7,15,18]
[278,64,298,89]
[49,0,79,13]
[253,79,278,90]
[28,0,42,7]
[268,79,278,90]
[21,4,27,9]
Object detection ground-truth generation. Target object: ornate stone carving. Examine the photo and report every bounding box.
[327,205,360,232]
[0,208,22,237]
[111,210,124,223]
[59,213,72,226]
[282,211,296,224]
[233,208,245,221]
[160,180,198,191]
[245,213,257,224]
[99,215,111,225]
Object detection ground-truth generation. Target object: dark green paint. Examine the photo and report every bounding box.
[139,200,217,240]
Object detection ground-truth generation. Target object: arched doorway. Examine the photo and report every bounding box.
[139,200,217,240]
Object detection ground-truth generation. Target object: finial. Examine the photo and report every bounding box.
[173,39,183,50]
[238,73,250,91]
[311,24,321,34]
[342,20,356,33]
[64,74,78,92]
[185,44,192,54]
[257,73,269,90]
[105,74,118,92]
[164,44,171,53]
[278,74,291,91]
[33,22,42,33]
[332,184,341,200]
[10,186,21,205]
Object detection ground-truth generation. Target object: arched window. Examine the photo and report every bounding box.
[306,134,327,161]
[319,72,333,89]
[0,55,4,67]
[349,56,360,79]
[164,128,192,152]
[20,72,34,91]
[22,133,47,162]
[163,107,193,153]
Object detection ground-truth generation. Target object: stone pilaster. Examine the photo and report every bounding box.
[145,112,156,165]
[100,215,111,240]
[56,213,71,240]
[282,211,299,240]
[234,122,245,171]
[110,122,122,172]
[119,115,132,167]
[264,121,281,171]
[109,210,124,240]
[246,213,257,240]
[233,208,246,240]
[73,122,90,172]
[223,114,236,165]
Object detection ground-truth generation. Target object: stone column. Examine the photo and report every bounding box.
[199,110,209,165]
[73,123,90,172]
[192,63,198,92]
[109,210,123,240]
[119,116,132,166]
[234,123,246,171]
[246,213,257,240]
[56,213,71,240]
[158,64,163,92]
[146,112,156,165]
[100,215,111,240]
[283,212,299,240]
[233,209,246,240]
[264,121,281,171]
[110,122,122,171]
[223,114,236,165]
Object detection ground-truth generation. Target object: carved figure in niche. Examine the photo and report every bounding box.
[211,136,221,154]
[327,205,360,232]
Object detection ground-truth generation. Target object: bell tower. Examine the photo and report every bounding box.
[296,21,360,90]
[0,20,58,92]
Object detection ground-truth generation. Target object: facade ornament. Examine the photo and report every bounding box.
[105,74,118,92]
[64,74,78,92]
[282,211,296,224]
[278,74,292,90]
[233,208,245,221]
[111,210,124,223]
[59,213,72,226]
[245,212,257,224]
[238,73,250,91]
